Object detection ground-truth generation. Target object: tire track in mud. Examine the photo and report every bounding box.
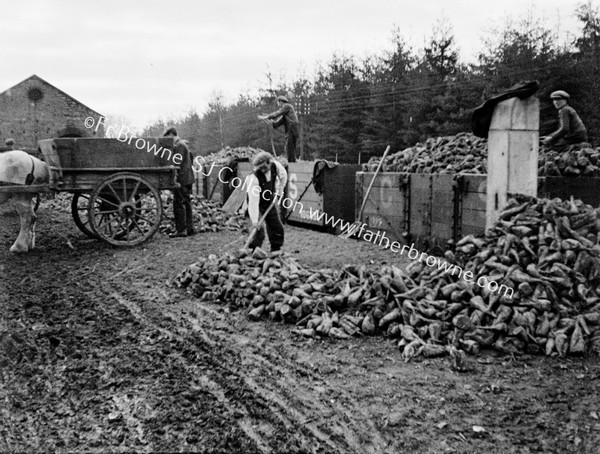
[111,288,390,454]
[2,211,383,453]
[178,309,391,453]
[111,291,345,453]
[1,245,258,450]
[110,292,281,453]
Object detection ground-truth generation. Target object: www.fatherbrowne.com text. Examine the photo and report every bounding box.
[308,207,514,299]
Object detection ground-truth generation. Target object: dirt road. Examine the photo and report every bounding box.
[1,206,599,453]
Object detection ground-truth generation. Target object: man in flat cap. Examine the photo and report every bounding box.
[258,95,300,162]
[542,91,588,149]
[3,138,15,151]
[245,151,288,252]
[164,127,196,237]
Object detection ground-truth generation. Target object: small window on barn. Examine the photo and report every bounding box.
[27,87,44,102]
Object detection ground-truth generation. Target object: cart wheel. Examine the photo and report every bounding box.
[88,173,163,246]
[71,193,98,238]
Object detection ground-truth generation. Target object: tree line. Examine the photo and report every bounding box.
[141,3,600,164]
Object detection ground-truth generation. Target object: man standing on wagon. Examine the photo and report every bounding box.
[164,127,196,238]
[258,95,300,163]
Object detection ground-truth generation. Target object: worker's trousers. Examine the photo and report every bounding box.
[249,205,284,252]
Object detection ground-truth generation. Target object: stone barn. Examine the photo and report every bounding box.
[0,74,105,153]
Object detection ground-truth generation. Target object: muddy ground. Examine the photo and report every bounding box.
[1,200,599,453]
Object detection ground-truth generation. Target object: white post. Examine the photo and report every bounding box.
[486,97,539,230]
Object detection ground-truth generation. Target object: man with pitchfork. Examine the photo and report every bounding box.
[258,95,300,163]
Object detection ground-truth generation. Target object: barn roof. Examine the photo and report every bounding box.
[0,74,104,118]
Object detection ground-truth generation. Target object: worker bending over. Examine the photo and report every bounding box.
[246,151,288,252]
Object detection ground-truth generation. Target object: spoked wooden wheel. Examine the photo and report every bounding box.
[88,173,163,246]
[71,193,98,238]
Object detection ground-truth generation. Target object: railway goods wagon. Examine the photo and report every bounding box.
[354,172,483,249]
[287,161,359,231]
[538,176,600,206]
[355,171,600,247]
[202,162,237,205]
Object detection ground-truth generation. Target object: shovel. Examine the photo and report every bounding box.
[339,145,391,239]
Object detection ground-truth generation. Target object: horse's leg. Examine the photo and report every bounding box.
[10,197,33,253]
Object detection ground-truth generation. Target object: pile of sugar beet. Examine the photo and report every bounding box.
[363,131,600,178]
[363,132,488,174]
[171,195,600,360]
[201,146,264,165]
[201,145,288,167]
[159,195,246,234]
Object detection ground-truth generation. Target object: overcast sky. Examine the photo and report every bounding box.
[0,0,584,130]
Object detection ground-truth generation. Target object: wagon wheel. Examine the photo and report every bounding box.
[71,193,98,238]
[88,173,163,246]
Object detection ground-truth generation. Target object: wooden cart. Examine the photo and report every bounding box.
[3,137,180,247]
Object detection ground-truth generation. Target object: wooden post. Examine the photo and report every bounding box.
[486,97,539,230]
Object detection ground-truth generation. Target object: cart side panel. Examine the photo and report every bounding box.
[56,137,176,168]
[40,138,179,191]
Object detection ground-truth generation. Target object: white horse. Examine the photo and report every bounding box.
[0,150,49,252]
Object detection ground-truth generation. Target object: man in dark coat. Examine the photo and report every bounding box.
[542,90,588,148]
[258,95,300,162]
[164,127,196,237]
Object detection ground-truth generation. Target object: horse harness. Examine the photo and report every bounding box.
[25,157,36,185]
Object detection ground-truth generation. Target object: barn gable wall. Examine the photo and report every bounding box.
[0,75,105,152]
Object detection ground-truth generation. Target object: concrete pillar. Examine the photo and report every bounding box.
[486,97,539,230]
